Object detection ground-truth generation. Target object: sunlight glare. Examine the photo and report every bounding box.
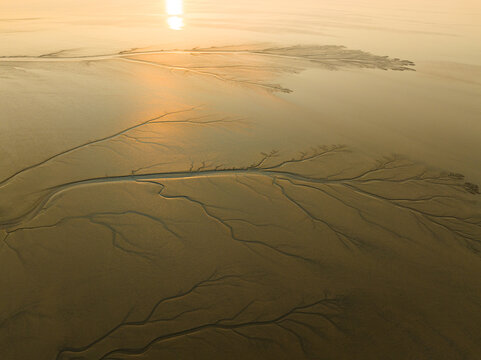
[166,0,183,16]
[167,16,184,30]
[165,0,184,30]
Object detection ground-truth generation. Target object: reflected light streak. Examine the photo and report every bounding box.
[166,0,184,30]
[167,16,184,30]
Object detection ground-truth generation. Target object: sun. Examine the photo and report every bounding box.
[165,0,184,30]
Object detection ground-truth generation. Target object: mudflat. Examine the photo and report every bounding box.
[1,1,481,359]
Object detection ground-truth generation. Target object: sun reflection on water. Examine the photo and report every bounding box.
[166,0,184,30]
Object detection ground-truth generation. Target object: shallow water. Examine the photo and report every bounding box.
[1,1,481,359]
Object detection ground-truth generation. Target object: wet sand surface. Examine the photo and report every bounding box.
[1,1,481,359]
